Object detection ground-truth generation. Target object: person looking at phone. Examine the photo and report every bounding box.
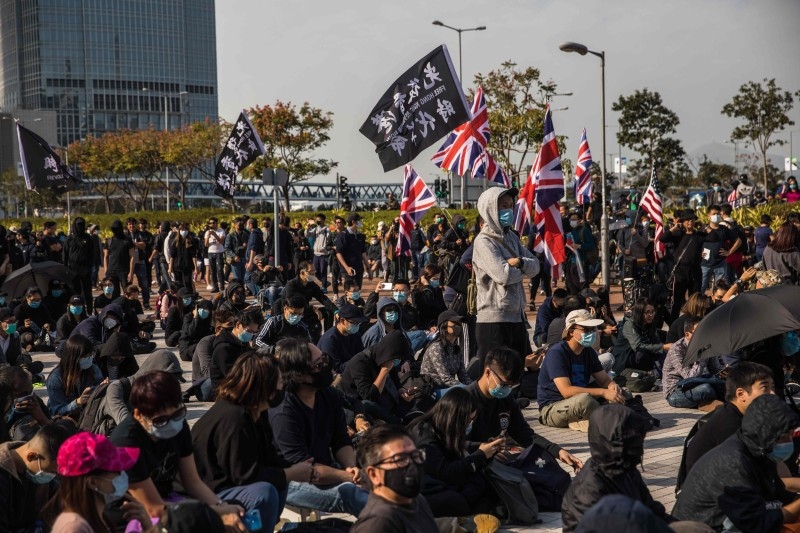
[538,310,625,432]
[0,366,51,435]
[46,334,104,417]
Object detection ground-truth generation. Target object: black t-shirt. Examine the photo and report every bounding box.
[702,226,737,268]
[335,231,362,270]
[106,236,133,272]
[351,492,438,533]
[110,416,194,497]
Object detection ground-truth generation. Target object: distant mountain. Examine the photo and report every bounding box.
[687,141,788,172]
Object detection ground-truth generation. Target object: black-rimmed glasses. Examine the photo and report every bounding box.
[372,449,426,468]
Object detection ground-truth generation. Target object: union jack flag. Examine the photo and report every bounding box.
[473,151,511,188]
[532,105,566,276]
[431,86,489,177]
[640,168,666,262]
[513,149,540,237]
[574,128,593,205]
[396,164,436,257]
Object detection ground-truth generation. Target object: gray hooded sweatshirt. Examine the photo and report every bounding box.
[107,349,184,424]
[472,187,539,323]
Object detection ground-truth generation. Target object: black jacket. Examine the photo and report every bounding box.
[209,329,245,389]
[561,404,666,532]
[672,395,798,532]
[410,420,488,492]
[191,399,289,493]
[64,230,96,276]
[179,313,213,359]
[411,286,446,330]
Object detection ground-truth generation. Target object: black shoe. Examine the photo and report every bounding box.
[528,302,536,311]
[516,398,530,409]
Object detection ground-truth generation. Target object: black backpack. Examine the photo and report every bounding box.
[77,378,132,436]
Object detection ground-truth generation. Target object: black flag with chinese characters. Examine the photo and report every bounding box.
[213,110,266,200]
[359,44,471,172]
[16,122,77,192]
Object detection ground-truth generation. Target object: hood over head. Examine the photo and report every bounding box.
[98,331,134,360]
[575,494,672,533]
[588,403,650,476]
[372,330,411,366]
[110,219,125,237]
[73,217,86,235]
[135,349,185,381]
[225,281,245,302]
[739,393,799,458]
[376,296,401,322]
[477,186,517,238]
[99,303,124,325]
[451,214,466,228]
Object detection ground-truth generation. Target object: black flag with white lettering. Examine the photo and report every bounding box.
[16,122,77,192]
[213,110,266,200]
[359,44,470,172]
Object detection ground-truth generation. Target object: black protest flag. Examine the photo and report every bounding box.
[16,122,77,192]
[359,44,471,172]
[213,110,266,200]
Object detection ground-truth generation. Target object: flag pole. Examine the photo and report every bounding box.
[67,191,71,231]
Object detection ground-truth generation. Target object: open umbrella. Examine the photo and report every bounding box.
[1,261,67,300]
[685,288,800,364]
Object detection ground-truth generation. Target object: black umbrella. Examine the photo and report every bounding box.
[750,285,800,318]
[1,261,67,300]
[685,289,800,364]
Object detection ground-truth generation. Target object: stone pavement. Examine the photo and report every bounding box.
[29,276,701,532]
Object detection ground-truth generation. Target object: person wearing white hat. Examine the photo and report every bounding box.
[537,310,626,431]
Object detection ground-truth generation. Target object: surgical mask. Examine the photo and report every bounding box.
[783,331,800,355]
[197,308,210,320]
[435,218,443,224]
[69,305,83,315]
[52,290,63,298]
[393,359,401,368]
[713,186,720,192]
[4,323,15,335]
[350,291,361,301]
[357,220,363,229]
[792,184,798,190]
[103,286,114,296]
[429,280,440,288]
[578,331,597,348]
[498,208,514,228]
[182,297,193,307]
[769,441,795,462]
[180,230,188,238]
[371,240,378,245]
[569,220,579,229]
[347,323,360,335]
[709,214,722,224]
[384,311,399,325]
[306,274,319,285]
[457,223,466,230]
[148,418,184,440]
[489,373,513,399]
[0,298,5,306]
[103,318,119,330]
[465,422,473,436]
[393,291,407,304]
[625,218,631,226]
[286,314,302,326]
[642,222,650,229]
[238,330,254,343]
[28,301,40,309]
[27,457,57,485]
[79,356,94,370]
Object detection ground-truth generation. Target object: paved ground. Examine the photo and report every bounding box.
[30,275,700,532]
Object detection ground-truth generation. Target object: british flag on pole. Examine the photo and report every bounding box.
[472,151,511,188]
[574,128,593,205]
[431,86,489,177]
[396,164,437,257]
[513,149,540,237]
[532,105,566,276]
[640,168,666,262]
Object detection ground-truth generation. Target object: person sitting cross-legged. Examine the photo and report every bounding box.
[538,310,626,432]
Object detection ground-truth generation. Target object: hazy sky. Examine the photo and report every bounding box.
[215,0,800,184]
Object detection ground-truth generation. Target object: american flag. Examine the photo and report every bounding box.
[640,168,666,262]
[396,164,436,257]
[473,151,511,188]
[432,86,494,179]
[574,128,593,205]
[532,105,566,276]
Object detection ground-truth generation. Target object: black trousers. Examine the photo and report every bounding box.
[475,321,533,368]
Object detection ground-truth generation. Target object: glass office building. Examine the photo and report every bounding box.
[0,0,218,147]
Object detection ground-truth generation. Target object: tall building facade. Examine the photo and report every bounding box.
[0,0,217,147]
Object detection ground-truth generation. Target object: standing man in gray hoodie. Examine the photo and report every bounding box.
[473,187,540,365]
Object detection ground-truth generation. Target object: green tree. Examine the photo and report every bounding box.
[67,134,120,213]
[163,120,223,207]
[693,155,736,188]
[612,88,690,184]
[721,78,796,194]
[242,101,337,211]
[112,129,165,212]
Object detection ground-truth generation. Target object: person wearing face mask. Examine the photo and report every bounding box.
[210,309,262,392]
[351,425,438,533]
[109,371,245,524]
[14,286,55,352]
[662,318,725,411]
[674,394,800,531]
[269,339,369,516]
[336,279,366,314]
[335,212,371,290]
[561,404,667,532]
[363,278,416,328]
[169,223,198,293]
[660,209,705,319]
[419,310,470,393]
[700,205,741,293]
[411,265,446,330]
[178,298,214,362]
[43,279,70,321]
[472,187,540,366]
[94,276,120,316]
[537,310,625,432]
[361,296,428,353]
[56,295,88,356]
[164,287,195,347]
[217,280,249,314]
[0,308,25,370]
[283,261,339,342]
[781,176,800,203]
[192,352,316,532]
[224,217,250,284]
[50,431,153,533]
[1,365,51,440]
[440,214,470,257]
[98,330,140,381]
[0,420,76,532]
[564,212,599,294]
[763,222,800,285]
[104,219,136,291]
[318,303,368,374]
[366,233,383,278]
[706,180,728,206]
[46,334,104,416]
[254,294,311,349]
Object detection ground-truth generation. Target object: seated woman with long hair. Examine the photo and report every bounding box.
[612,297,672,375]
[191,351,315,532]
[46,334,104,417]
[407,387,504,517]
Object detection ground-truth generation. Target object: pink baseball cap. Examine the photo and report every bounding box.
[57,432,140,477]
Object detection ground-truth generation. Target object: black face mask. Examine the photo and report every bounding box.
[231,293,244,304]
[268,389,285,408]
[309,367,334,389]
[450,324,463,338]
[381,462,423,498]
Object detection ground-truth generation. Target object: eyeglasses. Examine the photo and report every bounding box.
[373,449,426,468]
[310,353,330,372]
[147,405,186,427]
[644,310,656,316]
[489,368,515,388]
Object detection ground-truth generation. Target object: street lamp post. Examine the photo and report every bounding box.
[142,88,188,212]
[432,20,486,206]
[559,41,610,289]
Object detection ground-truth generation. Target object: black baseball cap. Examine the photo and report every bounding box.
[338,303,368,323]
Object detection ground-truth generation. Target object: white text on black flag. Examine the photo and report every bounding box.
[213,111,266,200]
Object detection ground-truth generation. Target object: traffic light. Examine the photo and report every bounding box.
[443,180,450,199]
[338,175,351,209]
[434,179,442,198]
[176,200,183,209]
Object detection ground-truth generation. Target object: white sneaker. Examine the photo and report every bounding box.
[568,420,590,432]
[206,284,214,291]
